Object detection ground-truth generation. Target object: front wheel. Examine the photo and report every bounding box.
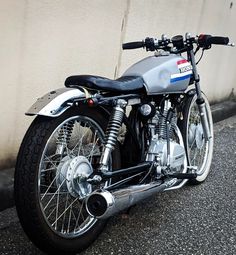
[179,91,214,184]
[14,107,120,254]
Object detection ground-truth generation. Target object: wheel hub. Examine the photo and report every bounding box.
[56,156,93,198]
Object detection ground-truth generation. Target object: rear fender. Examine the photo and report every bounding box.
[26,88,85,117]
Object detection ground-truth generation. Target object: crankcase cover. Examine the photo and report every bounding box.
[147,139,185,170]
[123,55,192,95]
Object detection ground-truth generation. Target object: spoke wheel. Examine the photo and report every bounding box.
[179,91,214,184]
[14,107,120,254]
[39,115,107,237]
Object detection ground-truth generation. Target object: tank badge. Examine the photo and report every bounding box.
[177,59,193,73]
[170,59,192,83]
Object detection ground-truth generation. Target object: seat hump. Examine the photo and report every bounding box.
[65,75,144,93]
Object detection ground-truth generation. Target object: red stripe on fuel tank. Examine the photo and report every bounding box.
[177,59,188,65]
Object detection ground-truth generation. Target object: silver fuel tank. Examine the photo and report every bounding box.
[123,54,193,95]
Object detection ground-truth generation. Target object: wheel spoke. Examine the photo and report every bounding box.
[74,199,86,231]
[61,192,69,233]
[41,166,69,201]
[51,197,80,227]
[43,179,66,210]
[89,132,99,162]
[67,204,73,233]
[54,181,61,230]
[70,123,90,156]
[41,192,68,196]
[189,135,196,150]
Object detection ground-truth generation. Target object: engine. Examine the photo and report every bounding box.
[145,102,186,174]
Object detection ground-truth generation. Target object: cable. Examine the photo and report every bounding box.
[196,49,205,65]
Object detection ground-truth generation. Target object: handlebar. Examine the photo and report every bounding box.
[122,41,145,50]
[122,34,234,52]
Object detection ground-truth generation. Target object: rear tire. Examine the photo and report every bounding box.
[14,106,120,254]
[179,91,214,184]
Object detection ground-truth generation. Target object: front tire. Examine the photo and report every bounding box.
[14,107,120,254]
[179,91,214,184]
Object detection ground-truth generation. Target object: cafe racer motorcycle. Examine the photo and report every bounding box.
[14,33,234,254]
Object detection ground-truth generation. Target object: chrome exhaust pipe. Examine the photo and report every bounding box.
[86,182,167,219]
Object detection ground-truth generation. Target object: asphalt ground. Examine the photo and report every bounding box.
[0,115,235,255]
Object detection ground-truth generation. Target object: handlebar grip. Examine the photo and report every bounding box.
[122,41,144,50]
[208,36,229,45]
[198,34,229,48]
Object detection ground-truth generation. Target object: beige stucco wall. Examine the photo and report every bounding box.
[0,0,235,169]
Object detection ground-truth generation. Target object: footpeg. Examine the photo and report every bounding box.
[167,172,197,179]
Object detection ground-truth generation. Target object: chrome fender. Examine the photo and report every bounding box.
[26,88,85,117]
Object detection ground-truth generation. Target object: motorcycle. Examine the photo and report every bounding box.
[14,33,234,254]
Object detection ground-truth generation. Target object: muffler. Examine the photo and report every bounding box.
[86,182,168,219]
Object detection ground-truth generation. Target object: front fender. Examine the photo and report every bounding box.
[26,88,85,117]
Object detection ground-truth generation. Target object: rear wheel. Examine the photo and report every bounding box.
[179,92,214,184]
[14,107,120,254]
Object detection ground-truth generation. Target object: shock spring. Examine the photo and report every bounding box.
[100,99,127,170]
[104,107,124,149]
[56,120,75,154]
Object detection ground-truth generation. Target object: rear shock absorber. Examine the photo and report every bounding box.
[100,99,127,171]
[56,120,75,154]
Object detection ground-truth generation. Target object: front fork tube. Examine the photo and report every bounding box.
[197,97,211,141]
[189,50,211,141]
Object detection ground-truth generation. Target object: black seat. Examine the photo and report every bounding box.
[65,75,145,93]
